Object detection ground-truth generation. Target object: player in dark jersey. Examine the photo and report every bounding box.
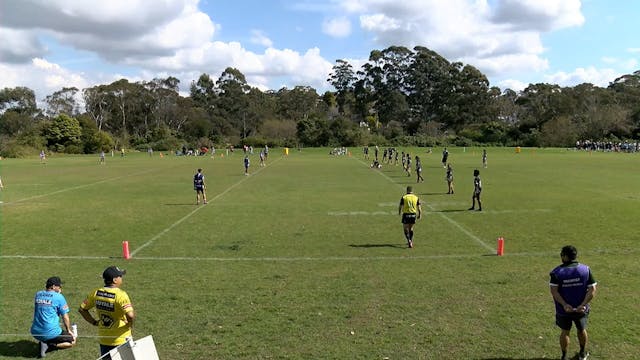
[468,169,481,211]
[415,156,424,183]
[446,164,454,194]
[193,168,207,205]
[441,148,449,168]
[549,246,597,360]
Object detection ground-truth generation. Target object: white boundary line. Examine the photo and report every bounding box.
[0,169,156,206]
[0,249,632,261]
[356,158,495,252]
[129,156,282,257]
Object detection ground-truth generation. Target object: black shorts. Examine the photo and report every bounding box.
[556,312,588,331]
[44,330,74,345]
[402,213,417,224]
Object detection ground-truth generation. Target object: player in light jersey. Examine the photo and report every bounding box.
[398,186,422,248]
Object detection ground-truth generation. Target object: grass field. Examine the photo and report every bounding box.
[1,147,639,359]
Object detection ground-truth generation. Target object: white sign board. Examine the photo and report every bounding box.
[97,336,159,360]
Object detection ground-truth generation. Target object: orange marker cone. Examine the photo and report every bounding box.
[497,237,504,256]
[122,241,131,259]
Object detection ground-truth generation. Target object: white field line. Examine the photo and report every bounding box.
[0,169,156,206]
[2,247,636,261]
[356,158,494,252]
[129,156,282,257]
[328,209,552,216]
[0,251,562,261]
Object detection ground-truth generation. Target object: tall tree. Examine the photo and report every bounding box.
[327,59,356,115]
[44,87,80,117]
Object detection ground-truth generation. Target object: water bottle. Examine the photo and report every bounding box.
[71,323,78,338]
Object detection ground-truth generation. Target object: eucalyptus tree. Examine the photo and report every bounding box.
[327,59,356,115]
[44,87,80,118]
[213,67,251,137]
[0,86,38,136]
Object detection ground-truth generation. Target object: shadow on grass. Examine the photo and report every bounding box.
[430,209,468,213]
[164,203,199,206]
[0,340,39,357]
[419,192,450,196]
[479,357,573,360]
[349,244,407,249]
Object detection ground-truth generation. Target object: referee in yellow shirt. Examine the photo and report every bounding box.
[398,186,422,248]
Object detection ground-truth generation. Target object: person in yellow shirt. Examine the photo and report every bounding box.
[398,186,422,248]
[79,266,134,358]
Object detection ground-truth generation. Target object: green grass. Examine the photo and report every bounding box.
[1,147,639,359]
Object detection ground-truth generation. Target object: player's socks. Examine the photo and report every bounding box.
[39,342,48,358]
[409,230,414,240]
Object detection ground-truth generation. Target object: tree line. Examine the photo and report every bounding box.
[1,45,639,157]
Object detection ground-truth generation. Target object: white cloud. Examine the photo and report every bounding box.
[333,0,587,86]
[490,0,585,31]
[0,27,46,63]
[0,58,90,103]
[544,66,621,88]
[628,47,640,53]
[250,30,274,48]
[322,16,352,38]
[497,79,528,92]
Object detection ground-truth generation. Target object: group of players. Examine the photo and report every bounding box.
[374,146,484,249]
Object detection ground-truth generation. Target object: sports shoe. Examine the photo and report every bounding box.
[407,240,413,248]
[468,207,475,210]
[578,352,589,360]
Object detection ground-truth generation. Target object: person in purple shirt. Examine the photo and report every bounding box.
[549,245,597,360]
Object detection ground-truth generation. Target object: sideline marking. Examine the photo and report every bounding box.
[130,156,282,257]
[356,158,494,252]
[1,248,632,262]
[0,169,156,206]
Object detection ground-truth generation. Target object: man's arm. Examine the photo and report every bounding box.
[576,284,597,313]
[417,200,422,219]
[78,307,99,326]
[550,285,574,313]
[398,198,403,215]
[61,313,72,334]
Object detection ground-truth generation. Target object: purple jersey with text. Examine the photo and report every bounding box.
[549,261,596,314]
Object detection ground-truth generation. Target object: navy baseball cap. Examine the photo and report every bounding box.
[103,266,126,282]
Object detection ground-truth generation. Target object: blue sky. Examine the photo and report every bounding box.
[0,0,638,102]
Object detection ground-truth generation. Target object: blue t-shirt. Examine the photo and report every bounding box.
[31,290,70,341]
[549,261,597,315]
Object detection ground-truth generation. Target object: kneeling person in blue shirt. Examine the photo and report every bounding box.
[31,276,76,358]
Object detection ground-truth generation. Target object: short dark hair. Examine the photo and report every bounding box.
[473,169,480,176]
[46,276,63,288]
[406,186,413,193]
[561,245,578,260]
